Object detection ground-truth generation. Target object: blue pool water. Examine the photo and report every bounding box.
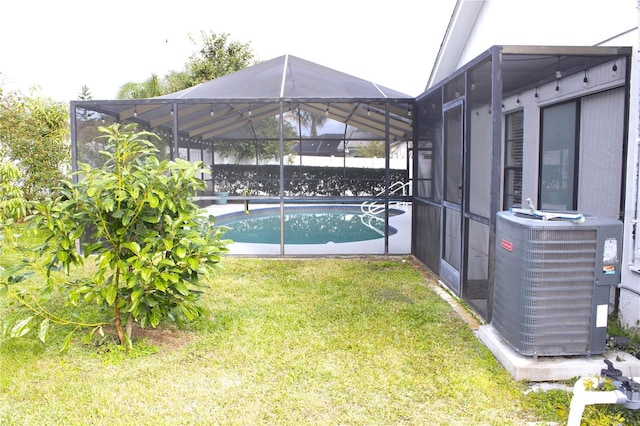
[216,206,400,244]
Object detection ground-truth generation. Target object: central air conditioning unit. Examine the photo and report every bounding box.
[492,210,622,357]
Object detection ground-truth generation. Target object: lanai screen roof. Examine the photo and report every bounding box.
[73,55,414,141]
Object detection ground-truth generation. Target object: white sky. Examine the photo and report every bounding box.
[0,0,457,103]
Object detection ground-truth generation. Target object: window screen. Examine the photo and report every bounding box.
[503,111,523,209]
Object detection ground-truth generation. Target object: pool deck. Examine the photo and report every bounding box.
[203,202,412,256]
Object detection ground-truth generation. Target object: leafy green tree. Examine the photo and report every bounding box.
[3,124,229,347]
[184,31,255,87]
[164,70,190,94]
[0,161,29,245]
[354,141,385,158]
[114,32,285,165]
[0,89,69,201]
[117,32,255,99]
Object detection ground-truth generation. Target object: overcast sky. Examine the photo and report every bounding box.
[0,0,457,102]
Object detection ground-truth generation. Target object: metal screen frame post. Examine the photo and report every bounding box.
[487,47,504,322]
[172,102,179,160]
[70,102,79,184]
[279,101,285,256]
[384,103,391,255]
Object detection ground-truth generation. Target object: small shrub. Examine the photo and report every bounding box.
[2,123,230,348]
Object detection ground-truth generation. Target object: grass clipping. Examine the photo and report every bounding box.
[1,258,529,424]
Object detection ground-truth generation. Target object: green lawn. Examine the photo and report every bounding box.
[8,253,638,424]
[1,256,536,425]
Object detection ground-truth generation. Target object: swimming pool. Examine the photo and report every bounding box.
[216,206,401,244]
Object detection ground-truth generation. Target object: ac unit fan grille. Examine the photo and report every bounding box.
[494,224,598,355]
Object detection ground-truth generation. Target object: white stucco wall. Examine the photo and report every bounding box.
[619,2,640,328]
[457,0,637,69]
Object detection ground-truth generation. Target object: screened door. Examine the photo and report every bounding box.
[440,101,464,293]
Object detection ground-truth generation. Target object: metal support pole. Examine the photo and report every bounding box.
[279,101,285,256]
[487,47,504,321]
[384,103,391,255]
[70,102,78,184]
[172,102,179,160]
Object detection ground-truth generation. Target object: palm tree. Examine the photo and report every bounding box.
[286,108,328,137]
[116,74,166,99]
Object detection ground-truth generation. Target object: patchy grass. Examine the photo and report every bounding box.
[0,257,529,424]
[10,255,635,424]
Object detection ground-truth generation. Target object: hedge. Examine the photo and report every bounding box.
[206,164,408,197]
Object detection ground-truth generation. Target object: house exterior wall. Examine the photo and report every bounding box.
[501,60,627,212]
[621,5,640,328]
[578,87,625,218]
[444,0,637,77]
[433,0,640,327]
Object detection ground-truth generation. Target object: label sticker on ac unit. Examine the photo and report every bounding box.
[596,304,608,328]
[603,265,616,275]
[500,239,513,252]
[603,238,618,263]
